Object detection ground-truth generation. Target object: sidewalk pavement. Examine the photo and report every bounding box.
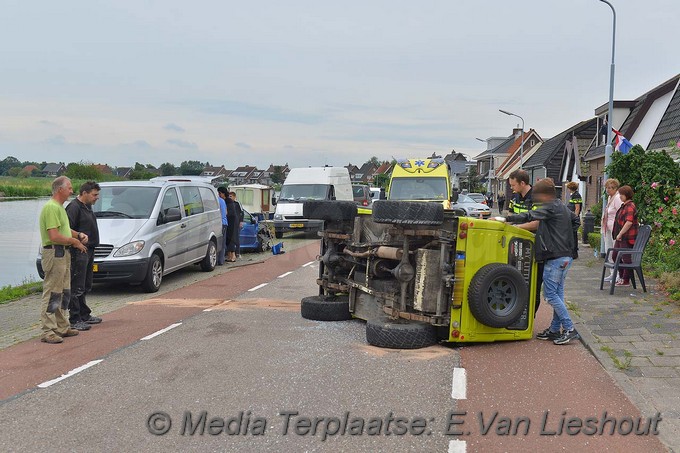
[566,245,679,452]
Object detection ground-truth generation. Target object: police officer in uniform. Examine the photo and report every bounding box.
[507,169,543,315]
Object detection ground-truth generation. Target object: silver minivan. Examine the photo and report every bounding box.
[37,178,223,292]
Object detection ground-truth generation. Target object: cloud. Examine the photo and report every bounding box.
[45,135,67,145]
[164,123,185,133]
[39,120,61,127]
[185,99,323,124]
[132,140,152,148]
[166,138,198,149]
[235,142,251,149]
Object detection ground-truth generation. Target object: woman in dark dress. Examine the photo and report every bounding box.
[224,195,240,262]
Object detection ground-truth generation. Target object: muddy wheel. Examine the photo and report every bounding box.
[365,317,436,349]
[467,263,528,328]
[301,295,352,321]
[372,200,443,226]
[303,200,357,222]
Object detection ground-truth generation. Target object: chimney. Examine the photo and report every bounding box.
[513,127,523,138]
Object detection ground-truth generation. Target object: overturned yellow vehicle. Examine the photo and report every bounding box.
[300,200,538,349]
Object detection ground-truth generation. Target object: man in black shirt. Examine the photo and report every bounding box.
[66,181,102,330]
[566,182,582,259]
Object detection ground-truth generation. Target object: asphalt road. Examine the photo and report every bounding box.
[0,240,670,452]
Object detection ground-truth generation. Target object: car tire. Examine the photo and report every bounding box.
[303,200,357,222]
[200,239,217,272]
[275,231,284,239]
[141,253,163,293]
[300,295,352,321]
[365,317,437,349]
[372,201,443,226]
[467,263,528,328]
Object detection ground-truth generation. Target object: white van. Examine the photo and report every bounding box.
[272,167,353,238]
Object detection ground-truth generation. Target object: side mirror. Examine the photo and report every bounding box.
[271,196,277,206]
[162,207,182,224]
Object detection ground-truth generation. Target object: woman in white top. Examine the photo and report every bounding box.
[601,178,623,282]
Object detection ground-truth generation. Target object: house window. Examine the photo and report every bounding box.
[530,139,535,147]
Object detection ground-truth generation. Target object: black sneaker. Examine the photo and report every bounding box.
[71,321,92,331]
[84,316,102,324]
[553,329,580,345]
[536,328,561,341]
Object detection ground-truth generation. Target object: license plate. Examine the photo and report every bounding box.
[289,223,304,228]
[92,264,99,272]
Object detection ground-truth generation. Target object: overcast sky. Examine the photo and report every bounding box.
[0,0,677,169]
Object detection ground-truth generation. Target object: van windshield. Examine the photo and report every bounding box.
[278,184,330,202]
[389,177,448,201]
[93,186,161,219]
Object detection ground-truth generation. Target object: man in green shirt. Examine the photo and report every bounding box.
[39,176,88,344]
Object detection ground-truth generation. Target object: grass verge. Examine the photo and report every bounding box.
[0,280,43,304]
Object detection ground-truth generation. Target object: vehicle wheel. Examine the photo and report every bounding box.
[141,254,163,293]
[275,231,283,239]
[300,295,352,321]
[200,239,217,272]
[365,317,437,349]
[467,263,528,328]
[372,201,443,226]
[303,200,357,222]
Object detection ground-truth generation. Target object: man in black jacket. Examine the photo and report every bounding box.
[505,178,581,345]
[66,181,103,330]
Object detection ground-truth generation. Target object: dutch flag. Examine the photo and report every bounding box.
[612,128,633,154]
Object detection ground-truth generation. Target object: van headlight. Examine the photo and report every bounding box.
[274,214,283,220]
[114,241,145,257]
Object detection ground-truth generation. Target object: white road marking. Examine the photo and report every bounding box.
[203,308,213,312]
[302,261,315,267]
[448,439,467,453]
[277,271,294,278]
[248,283,268,292]
[37,359,104,388]
[451,367,467,399]
[140,322,182,340]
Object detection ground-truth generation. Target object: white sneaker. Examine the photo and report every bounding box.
[604,275,614,282]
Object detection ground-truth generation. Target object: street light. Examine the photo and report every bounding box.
[598,0,616,257]
[499,109,525,168]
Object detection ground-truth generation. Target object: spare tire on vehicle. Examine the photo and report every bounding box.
[372,200,443,226]
[301,295,352,321]
[467,263,528,328]
[303,200,357,222]
[365,317,436,349]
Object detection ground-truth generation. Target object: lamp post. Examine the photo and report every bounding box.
[599,0,616,257]
[499,109,525,168]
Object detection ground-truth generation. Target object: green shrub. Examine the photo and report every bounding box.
[588,232,602,252]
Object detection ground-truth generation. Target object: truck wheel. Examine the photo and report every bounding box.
[365,317,436,349]
[141,253,163,293]
[275,231,283,239]
[303,200,357,222]
[301,295,352,321]
[467,263,528,328]
[373,201,443,226]
[200,239,217,271]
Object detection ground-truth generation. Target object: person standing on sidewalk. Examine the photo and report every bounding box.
[612,185,639,287]
[566,181,583,259]
[216,187,228,266]
[505,178,581,345]
[229,191,244,259]
[497,192,505,214]
[601,178,623,282]
[66,181,103,331]
[39,176,88,344]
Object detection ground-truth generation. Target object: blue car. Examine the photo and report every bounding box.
[239,208,273,253]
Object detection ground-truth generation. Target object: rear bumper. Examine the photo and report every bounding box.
[274,220,324,233]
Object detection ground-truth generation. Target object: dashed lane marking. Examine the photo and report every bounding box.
[451,367,467,399]
[278,271,294,278]
[140,322,182,340]
[248,283,268,292]
[37,359,104,388]
[302,261,315,267]
[203,308,213,312]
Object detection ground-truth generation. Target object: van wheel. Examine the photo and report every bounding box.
[141,254,163,293]
[373,201,443,226]
[468,263,528,328]
[275,231,283,239]
[301,295,352,321]
[303,200,357,222]
[200,240,217,271]
[366,317,436,349]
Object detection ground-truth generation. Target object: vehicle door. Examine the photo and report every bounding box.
[156,187,187,271]
[240,209,258,249]
[198,186,221,256]
[177,185,205,263]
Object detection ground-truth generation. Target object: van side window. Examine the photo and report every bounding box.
[179,186,204,216]
[199,187,219,212]
[161,188,180,218]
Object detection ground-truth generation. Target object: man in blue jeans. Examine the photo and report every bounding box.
[505,178,581,345]
[216,188,228,265]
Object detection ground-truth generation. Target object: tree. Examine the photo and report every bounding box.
[270,166,285,184]
[0,156,21,175]
[465,167,485,193]
[7,166,22,177]
[366,156,380,166]
[65,163,102,180]
[373,173,390,188]
[159,162,177,176]
[179,160,204,176]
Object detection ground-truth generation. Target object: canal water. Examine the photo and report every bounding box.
[0,198,47,287]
